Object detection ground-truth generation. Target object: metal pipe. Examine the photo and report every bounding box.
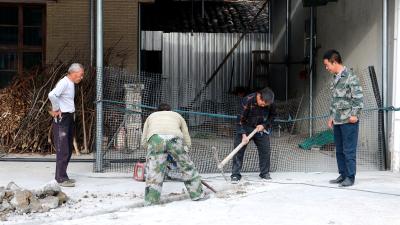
[268,61,306,65]
[383,0,388,154]
[95,0,104,172]
[285,0,290,102]
[191,0,194,33]
[0,158,94,163]
[391,0,400,173]
[202,0,205,19]
[309,7,314,138]
[368,66,388,169]
[0,158,144,164]
[90,0,95,66]
[138,3,141,73]
[268,0,271,50]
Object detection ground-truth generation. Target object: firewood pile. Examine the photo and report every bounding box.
[0,62,96,154]
[0,78,30,146]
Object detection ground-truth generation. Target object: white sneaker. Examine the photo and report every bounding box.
[58,180,75,187]
[231,176,241,184]
[193,192,209,201]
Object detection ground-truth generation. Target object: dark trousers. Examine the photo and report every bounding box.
[333,122,359,181]
[53,113,74,183]
[231,127,271,179]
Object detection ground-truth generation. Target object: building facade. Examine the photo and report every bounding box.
[0,0,141,88]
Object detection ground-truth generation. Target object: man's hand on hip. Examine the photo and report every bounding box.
[327,119,334,129]
[348,116,358,124]
[51,110,61,118]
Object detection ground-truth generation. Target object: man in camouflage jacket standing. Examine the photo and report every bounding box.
[141,103,206,205]
[323,50,364,187]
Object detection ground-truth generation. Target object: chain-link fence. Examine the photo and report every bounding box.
[94,66,385,174]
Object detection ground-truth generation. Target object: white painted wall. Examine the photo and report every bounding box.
[390,0,400,172]
[272,0,384,101]
[315,0,383,89]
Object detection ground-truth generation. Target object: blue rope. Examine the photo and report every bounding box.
[96,100,400,123]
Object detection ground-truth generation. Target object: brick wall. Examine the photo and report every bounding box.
[46,0,90,65]
[46,0,138,72]
[103,0,138,72]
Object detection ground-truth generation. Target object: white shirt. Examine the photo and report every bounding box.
[158,134,176,140]
[48,76,75,113]
[334,66,346,84]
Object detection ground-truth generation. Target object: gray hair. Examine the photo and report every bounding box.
[259,87,275,104]
[68,63,84,74]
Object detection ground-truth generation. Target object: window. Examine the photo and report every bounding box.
[0,4,45,88]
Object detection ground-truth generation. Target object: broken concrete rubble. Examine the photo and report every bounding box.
[0,181,69,219]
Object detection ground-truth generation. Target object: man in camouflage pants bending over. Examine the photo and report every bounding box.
[141,103,206,205]
[323,49,364,187]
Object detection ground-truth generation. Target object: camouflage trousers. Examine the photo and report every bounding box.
[145,134,204,205]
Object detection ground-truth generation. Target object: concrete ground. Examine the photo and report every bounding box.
[0,161,400,225]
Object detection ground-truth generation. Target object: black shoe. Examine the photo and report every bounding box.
[329,175,345,184]
[231,176,241,184]
[339,177,354,187]
[259,173,271,180]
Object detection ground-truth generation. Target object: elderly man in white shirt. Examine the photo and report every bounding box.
[48,63,84,187]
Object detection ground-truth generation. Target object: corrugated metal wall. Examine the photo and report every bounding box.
[141,31,270,109]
